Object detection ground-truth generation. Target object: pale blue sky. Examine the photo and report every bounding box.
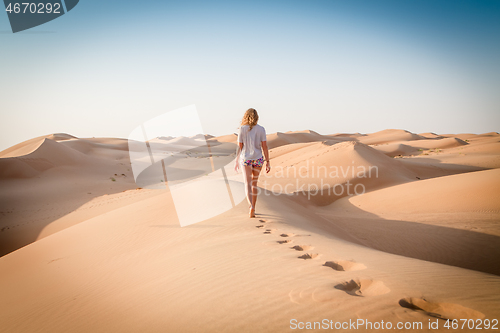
[1,0,499,151]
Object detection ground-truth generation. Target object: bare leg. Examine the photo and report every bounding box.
[242,165,254,216]
[251,167,262,213]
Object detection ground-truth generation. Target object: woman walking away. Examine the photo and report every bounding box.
[235,108,271,218]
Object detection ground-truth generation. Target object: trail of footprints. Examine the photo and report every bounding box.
[256,219,485,320]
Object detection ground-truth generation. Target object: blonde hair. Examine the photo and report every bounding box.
[241,108,259,131]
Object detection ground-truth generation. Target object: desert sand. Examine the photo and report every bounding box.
[0,129,499,332]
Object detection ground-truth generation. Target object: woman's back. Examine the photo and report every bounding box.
[238,124,267,161]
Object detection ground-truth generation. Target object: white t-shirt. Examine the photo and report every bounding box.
[238,124,267,161]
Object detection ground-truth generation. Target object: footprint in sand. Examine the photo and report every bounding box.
[256,225,265,228]
[335,279,390,297]
[280,233,295,238]
[324,260,366,271]
[278,240,293,244]
[298,253,320,260]
[292,245,314,251]
[289,286,337,304]
[264,229,277,234]
[399,297,485,321]
[259,219,270,223]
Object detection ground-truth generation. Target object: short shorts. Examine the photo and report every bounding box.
[243,156,264,167]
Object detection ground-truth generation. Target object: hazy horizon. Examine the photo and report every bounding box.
[1,0,499,152]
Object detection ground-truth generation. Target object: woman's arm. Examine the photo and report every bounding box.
[234,142,244,171]
[261,141,271,173]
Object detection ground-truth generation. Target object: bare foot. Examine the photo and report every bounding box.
[249,208,255,218]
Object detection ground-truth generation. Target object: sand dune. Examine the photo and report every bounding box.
[418,132,445,139]
[1,186,499,332]
[0,135,139,256]
[0,133,77,158]
[333,168,500,216]
[372,137,468,157]
[154,135,206,146]
[0,138,87,179]
[317,168,500,275]
[211,133,237,143]
[266,130,349,149]
[358,129,425,145]
[330,132,366,139]
[262,138,482,205]
[0,129,499,332]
